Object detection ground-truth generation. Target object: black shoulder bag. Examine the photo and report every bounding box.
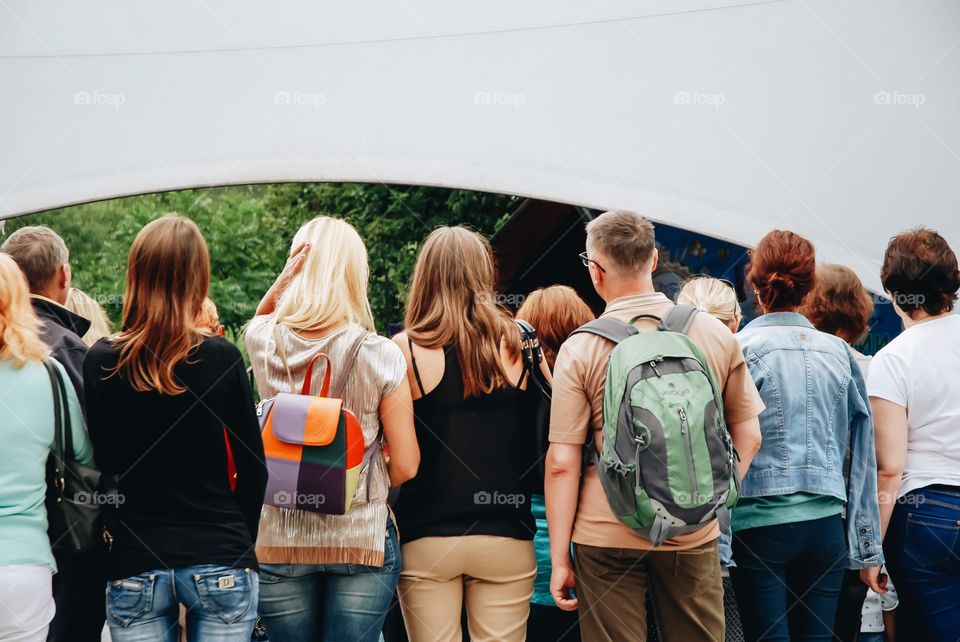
[44,361,104,553]
[516,320,552,492]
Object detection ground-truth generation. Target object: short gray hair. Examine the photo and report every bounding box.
[1,225,70,292]
[586,210,656,273]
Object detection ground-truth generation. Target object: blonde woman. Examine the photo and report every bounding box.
[84,216,268,641]
[64,287,112,346]
[0,253,93,642]
[246,216,419,642]
[393,227,538,642]
[676,275,742,332]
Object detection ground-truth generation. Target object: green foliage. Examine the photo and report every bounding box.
[2,184,518,338]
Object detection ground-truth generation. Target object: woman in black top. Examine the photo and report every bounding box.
[84,215,267,642]
[392,226,540,642]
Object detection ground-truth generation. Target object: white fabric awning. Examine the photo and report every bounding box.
[2,0,958,291]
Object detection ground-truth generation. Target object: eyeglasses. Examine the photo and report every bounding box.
[579,252,606,273]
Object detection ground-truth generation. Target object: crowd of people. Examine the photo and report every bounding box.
[0,209,957,642]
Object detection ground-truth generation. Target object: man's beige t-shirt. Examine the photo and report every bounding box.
[549,293,765,551]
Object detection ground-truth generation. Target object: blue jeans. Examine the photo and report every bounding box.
[731,514,847,642]
[885,486,960,642]
[258,520,400,642]
[105,565,258,642]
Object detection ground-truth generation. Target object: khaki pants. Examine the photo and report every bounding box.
[398,535,536,642]
[573,539,724,642]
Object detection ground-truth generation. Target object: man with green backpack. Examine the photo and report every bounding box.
[545,210,764,642]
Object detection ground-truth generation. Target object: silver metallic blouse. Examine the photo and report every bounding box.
[245,316,406,566]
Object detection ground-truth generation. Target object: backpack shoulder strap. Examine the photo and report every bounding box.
[570,318,639,344]
[659,304,699,335]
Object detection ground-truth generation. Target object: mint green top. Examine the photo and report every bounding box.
[0,359,94,572]
[731,492,843,532]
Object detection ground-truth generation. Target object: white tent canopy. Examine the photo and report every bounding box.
[2,0,958,292]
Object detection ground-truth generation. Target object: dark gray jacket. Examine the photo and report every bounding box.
[32,296,90,409]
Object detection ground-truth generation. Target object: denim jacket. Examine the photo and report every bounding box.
[736,312,883,569]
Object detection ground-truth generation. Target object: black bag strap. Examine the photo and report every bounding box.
[659,304,699,335]
[514,320,550,397]
[570,318,640,344]
[44,361,66,497]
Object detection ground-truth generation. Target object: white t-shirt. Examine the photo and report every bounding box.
[867,314,960,497]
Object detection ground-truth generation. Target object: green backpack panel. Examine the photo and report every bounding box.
[571,304,739,546]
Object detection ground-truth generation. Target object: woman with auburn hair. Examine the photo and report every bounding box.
[864,229,960,641]
[732,230,883,642]
[393,226,539,642]
[84,215,268,641]
[245,216,418,642]
[676,275,743,333]
[516,285,594,370]
[515,285,591,642]
[0,254,93,642]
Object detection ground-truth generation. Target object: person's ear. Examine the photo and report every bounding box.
[60,264,71,290]
[650,249,659,273]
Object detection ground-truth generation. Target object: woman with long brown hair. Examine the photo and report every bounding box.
[0,253,94,642]
[393,226,539,642]
[84,215,267,641]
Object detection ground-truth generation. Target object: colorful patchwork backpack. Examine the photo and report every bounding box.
[257,330,377,515]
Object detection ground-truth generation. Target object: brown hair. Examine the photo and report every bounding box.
[800,264,874,344]
[585,210,656,274]
[0,225,69,292]
[111,215,210,395]
[881,228,959,316]
[516,285,595,369]
[0,253,48,367]
[405,226,520,398]
[746,230,816,313]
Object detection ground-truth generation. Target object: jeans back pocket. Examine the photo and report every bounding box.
[904,512,960,568]
[193,567,256,624]
[106,574,156,627]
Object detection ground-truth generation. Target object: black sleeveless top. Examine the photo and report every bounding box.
[393,343,536,544]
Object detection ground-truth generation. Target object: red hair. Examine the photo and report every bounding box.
[515,285,595,369]
[746,230,816,313]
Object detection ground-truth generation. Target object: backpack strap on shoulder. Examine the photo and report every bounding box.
[570,318,639,344]
[659,304,699,335]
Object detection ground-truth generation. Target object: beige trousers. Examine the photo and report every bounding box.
[398,535,536,642]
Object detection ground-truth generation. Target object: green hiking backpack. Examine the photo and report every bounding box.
[571,304,739,546]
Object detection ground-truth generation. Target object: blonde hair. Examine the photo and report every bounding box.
[274,217,375,333]
[676,276,741,324]
[196,297,221,334]
[65,287,113,347]
[112,215,210,395]
[0,253,49,366]
[516,285,594,370]
[405,226,520,398]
